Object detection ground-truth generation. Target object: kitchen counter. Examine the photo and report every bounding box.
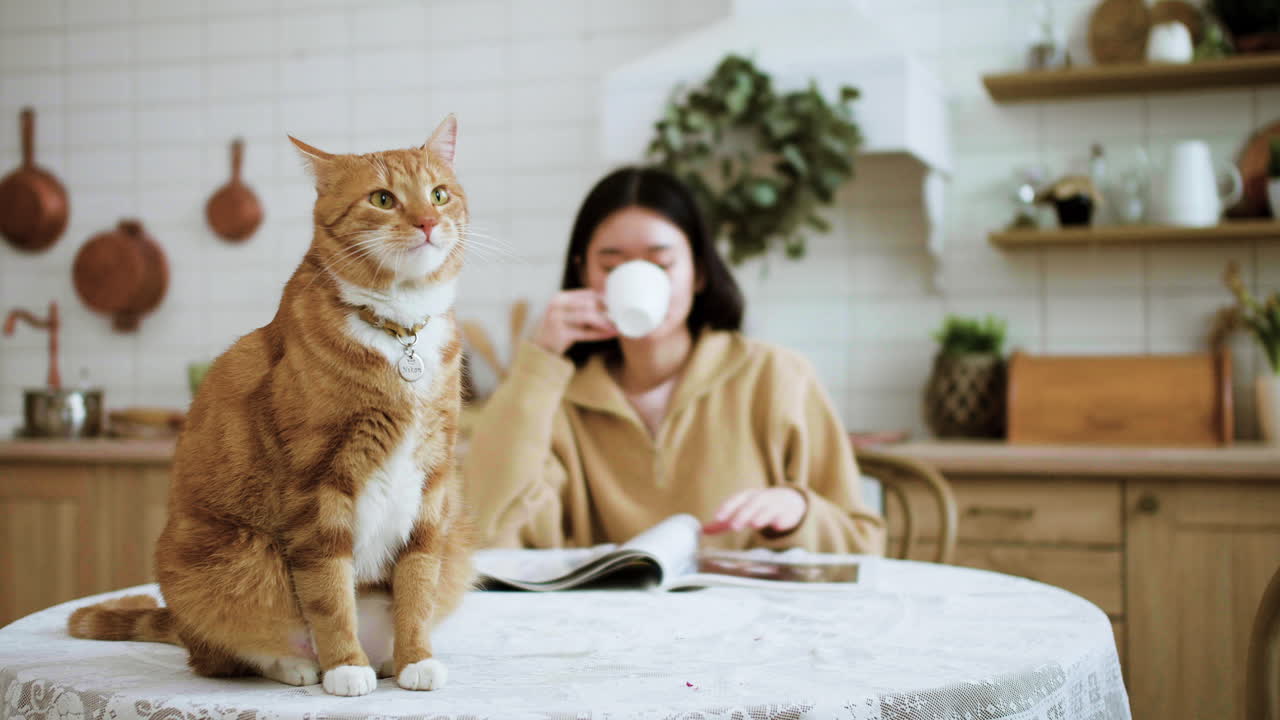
[0,437,176,464]
[2,437,1278,478]
[888,440,1280,480]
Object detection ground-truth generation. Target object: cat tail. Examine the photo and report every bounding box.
[67,594,181,645]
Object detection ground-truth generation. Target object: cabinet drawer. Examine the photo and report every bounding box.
[885,477,1122,545]
[912,542,1124,615]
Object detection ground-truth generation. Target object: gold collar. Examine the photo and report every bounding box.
[354,306,430,341]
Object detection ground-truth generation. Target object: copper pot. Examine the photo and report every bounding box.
[206,138,262,242]
[73,219,169,332]
[0,108,69,252]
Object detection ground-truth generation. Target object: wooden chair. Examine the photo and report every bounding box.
[1248,563,1280,720]
[855,447,958,565]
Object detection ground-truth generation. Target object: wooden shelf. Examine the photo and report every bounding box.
[989,220,1280,248]
[983,53,1280,102]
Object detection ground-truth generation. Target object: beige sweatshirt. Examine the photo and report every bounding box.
[462,330,886,554]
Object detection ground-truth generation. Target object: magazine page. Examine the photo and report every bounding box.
[616,513,701,579]
[471,514,702,591]
[472,546,617,587]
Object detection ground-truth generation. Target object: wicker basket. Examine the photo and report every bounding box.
[923,352,1006,438]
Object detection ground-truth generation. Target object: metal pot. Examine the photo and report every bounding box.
[21,388,104,438]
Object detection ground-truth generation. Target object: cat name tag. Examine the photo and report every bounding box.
[398,352,425,382]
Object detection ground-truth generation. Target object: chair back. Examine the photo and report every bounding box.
[855,446,958,565]
[1249,564,1280,720]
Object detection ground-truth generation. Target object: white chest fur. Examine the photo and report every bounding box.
[338,278,456,582]
[339,278,456,392]
[351,418,423,583]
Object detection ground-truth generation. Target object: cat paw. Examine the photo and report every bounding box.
[263,657,321,686]
[323,665,377,696]
[398,658,447,691]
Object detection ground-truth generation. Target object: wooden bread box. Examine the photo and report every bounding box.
[1006,350,1232,446]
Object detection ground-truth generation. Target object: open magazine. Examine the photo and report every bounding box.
[472,514,870,591]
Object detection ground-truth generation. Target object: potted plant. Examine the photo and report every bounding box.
[646,55,862,264]
[1223,262,1280,443]
[1268,137,1280,219]
[923,314,1008,438]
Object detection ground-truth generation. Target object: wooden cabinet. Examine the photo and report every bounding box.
[0,440,172,627]
[1126,481,1280,720]
[891,442,1280,720]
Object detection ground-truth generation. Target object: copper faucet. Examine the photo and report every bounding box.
[4,301,61,390]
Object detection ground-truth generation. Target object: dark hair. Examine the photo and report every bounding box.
[561,166,744,366]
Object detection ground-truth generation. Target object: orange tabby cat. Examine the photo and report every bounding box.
[68,115,475,697]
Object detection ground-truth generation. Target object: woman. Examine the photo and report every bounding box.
[463,167,884,554]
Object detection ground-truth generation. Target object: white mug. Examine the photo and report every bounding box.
[605,260,671,338]
[1153,140,1243,227]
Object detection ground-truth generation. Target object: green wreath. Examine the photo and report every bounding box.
[646,54,863,264]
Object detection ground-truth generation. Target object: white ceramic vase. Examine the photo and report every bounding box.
[1268,177,1280,220]
[1259,374,1280,445]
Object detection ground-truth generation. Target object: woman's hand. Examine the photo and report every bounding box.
[532,289,618,355]
[702,487,808,535]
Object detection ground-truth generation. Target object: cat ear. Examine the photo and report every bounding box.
[288,135,334,171]
[423,114,457,166]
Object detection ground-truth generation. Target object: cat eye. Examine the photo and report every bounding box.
[369,190,396,209]
[430,186,450,206]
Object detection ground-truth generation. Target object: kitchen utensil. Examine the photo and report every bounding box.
[1007,349,1232,447]
[1230,120,1280,218]
[1146,20,1195,62]
[461,320,505,380]
[1152,140,1243,227]
[3,302,61,389]
[0,108,69,252]
[1089,0,1151,64]
[206,138,262,242]
[107,406,185,439]
[73,219,169,332]
[19,388,104,438]
[1107,147,1152,225]
[1150,0,1205,44]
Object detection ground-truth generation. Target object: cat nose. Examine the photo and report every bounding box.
[416,218,437,241]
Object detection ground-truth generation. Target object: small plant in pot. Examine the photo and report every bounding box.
[1223,262,1280,443]
[924,314,1008,438]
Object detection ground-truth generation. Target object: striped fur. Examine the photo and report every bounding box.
[67,117,475,696]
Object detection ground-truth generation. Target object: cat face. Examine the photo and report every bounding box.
[291,115,466,286]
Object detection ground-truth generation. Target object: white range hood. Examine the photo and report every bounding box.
[600,0,952,281]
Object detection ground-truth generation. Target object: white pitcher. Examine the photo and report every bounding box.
[1152,140,1243,227]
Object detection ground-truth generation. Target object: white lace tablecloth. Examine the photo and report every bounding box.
[0,557,1129,720]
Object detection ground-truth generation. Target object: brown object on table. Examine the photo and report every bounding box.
[1150,0,1204,44]
[0,108,69,253]
[205,138,262,242]
[855,445,957,565]
[107,407,186,439]
[1089,0,1152,64]
[3,301,61,390]
[1230,120,1280,218]
[1006,349,1233,447]
[461,319,505,379]
[73,219,169,332]
[509,298,529,355]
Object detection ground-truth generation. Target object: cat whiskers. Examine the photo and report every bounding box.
[302,235,390,291]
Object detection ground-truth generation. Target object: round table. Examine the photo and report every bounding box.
[0,557,1129,720]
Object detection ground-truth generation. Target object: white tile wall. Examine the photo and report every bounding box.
[0,0,1276,441]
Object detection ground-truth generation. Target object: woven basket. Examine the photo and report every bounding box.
[924,352,1006,438]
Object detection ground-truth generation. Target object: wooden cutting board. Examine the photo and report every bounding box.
[1006,350,1232,447]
